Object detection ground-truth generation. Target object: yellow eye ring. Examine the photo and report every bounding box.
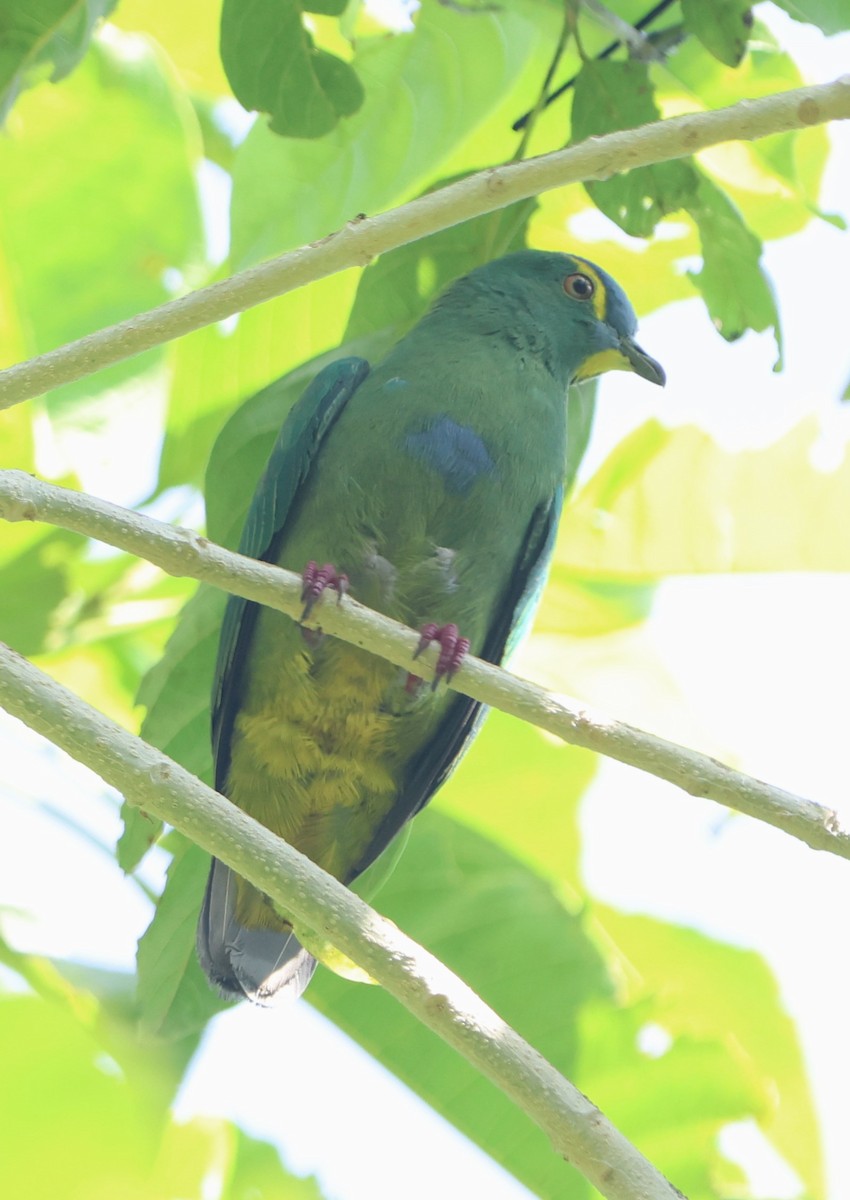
[563,272,595,301]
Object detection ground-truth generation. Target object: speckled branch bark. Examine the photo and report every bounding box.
[0,76,848,410]
[1,468,846,862]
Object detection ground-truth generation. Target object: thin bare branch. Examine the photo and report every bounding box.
[0,76,847,410]
[1,467,846,861]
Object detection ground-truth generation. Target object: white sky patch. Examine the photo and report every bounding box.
[719,1120,804,1200]
[175,1002,536,1200]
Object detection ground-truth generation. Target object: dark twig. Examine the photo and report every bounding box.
[512,0,679,132]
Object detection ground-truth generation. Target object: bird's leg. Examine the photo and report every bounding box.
[411,622,471,692]
[300,561,349,621]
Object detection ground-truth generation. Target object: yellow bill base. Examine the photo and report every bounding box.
[574,347,635,381]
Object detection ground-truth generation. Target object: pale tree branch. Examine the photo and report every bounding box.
[0,641,685,1200]
[0,76,848,411]
[1,468,847,861]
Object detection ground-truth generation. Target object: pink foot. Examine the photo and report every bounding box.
[301,561,349,621]
[412,622,470,691]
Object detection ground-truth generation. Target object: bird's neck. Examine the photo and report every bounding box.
[404,276,582,388]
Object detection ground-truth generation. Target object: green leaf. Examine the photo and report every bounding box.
[0,994,156,1197]
[771,0,850,34]
[151,1119,232,1200]
[681,0,754,67]
[153,1119,328,1200]
[117,807,161,878]
[0,0,117,117]
[114,0,232,97]
[565,379,597,495]
[220,0,363,139]
[0,245,28,375]
[222,1130,326,1200]
[658,29,836,240]
[120,585,223,870]
[120,574,225,872]
[537,575,656,637]
[136,837,229,1037]
[0,982,314,1197]
[0,525,82,656]
[311,810,613,1200]
[0,35,203,413]
[303,0,346,14]
[346,198,535,342]
[158,270,361,493]
[435,710,595,891]
[570,59,699,238]
[557,417,850,577]
[688,174,781,355]
[574,1002,758,1199]
[229,0,544,267]
[30,546,193,736]
[596,909,824,1198]
[137,588,220,783]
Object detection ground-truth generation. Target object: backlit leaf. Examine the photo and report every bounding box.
[0,33,203,413]
[558,417,850,577]
[771,0,850,34]
[0,0,117,117]
[0,994,154,1198]
[571,59,699,238]
[114,0,231,97]
[220,0,363,140]
[688,173,781,356]
[158,270,361,493]
[681,0,754,67]
[229,1,543,267]
[136,837,228,1037]
[597,908,824,1198]
[659,29,837,240]
[346,199,535,342]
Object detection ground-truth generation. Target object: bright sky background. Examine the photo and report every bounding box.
[2,6,850,1199]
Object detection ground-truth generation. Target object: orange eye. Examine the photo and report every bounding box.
[564,273,595,301]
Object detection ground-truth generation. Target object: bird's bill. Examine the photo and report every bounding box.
[619,336,666,386]
[575,337,666,387]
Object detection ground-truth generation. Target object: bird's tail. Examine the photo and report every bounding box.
[197,858,317,1005]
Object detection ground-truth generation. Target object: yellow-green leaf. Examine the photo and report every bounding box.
[558,418,850,577]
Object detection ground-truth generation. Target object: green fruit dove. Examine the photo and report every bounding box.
[197,250,664,1004]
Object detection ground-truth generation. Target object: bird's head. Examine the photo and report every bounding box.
[468,250,665,388]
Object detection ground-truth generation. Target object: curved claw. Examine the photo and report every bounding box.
[413,622,470,691]
[301,561,349,621]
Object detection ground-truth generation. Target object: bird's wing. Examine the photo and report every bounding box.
[351,485,565,878]
[211,357,371,790]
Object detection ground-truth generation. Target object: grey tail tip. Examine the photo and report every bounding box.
[197,857,318,1006]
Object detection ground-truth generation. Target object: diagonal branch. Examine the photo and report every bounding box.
[1,467,847,862]
[0,640,685,1200]
[0,76,848,411]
